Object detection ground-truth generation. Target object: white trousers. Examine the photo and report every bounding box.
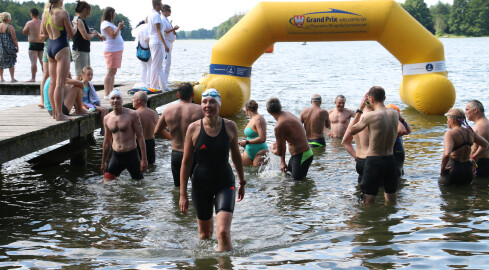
[140,56,152,87]
[149,43,165,89]
[162,41,173,85]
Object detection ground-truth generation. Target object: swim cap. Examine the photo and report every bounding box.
[386,104,400,113]
[109,89,122,99]
[202,88,221,106]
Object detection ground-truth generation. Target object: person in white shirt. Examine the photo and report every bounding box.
[133,19,151,87]
[147,0,169,90]
[160,4,178,86]
[100,6,124,98]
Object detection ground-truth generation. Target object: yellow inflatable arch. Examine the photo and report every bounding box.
[194,0,455,116]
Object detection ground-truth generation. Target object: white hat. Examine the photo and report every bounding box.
[202,88,221,106]
[109,89,122,99]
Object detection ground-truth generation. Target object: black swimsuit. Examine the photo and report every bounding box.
[191,119,235,221]
[439,128,473,185]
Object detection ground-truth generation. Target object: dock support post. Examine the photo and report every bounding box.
[70,136,88,167]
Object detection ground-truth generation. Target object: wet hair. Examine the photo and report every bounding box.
[0,12,11,23]
[30,8,39,17]
[335,95,345,101]
[152,0,162,9]
[311,95,322,103]
[162,4,171,11]
[101,7,115,23]
[447,108,473,131]
[81,66,93,75]
[266,98,282,114]
[74,1,91,13]
[368,86,385,102]
[468,100,485,115]
[245,100,258,112]
[177,83,193,100]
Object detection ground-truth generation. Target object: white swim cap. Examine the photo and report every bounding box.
[202,88,221,106]
[109,89,122,99]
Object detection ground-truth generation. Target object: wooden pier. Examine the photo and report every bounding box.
[0,83,178,167]
[0,81,122,95]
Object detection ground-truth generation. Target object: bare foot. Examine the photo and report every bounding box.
[56,114,73,121]
[11,79,17,83]
[26,79,35,82]
[38,103,44,108]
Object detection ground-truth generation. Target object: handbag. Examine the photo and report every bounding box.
[136,41,150,62]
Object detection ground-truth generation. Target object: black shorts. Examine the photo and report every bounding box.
[191,164,235,221]
[29,42,44,51]
[105,148,144,180]
[308,138,326,148]
[171,150,197,187]
[439,159,473,185]
[355,158,366,184]
[137,138,155,165]
[47,104,70,116]
[287,149,313,180]
[475,158,489,178]
[360,155,398,195]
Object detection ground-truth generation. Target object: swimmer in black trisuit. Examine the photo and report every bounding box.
[439,108,489,185]
[101,90,148,182]
[179,88,245,252]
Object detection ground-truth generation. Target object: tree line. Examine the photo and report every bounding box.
[402,0,489,36]
[0,0,132,42]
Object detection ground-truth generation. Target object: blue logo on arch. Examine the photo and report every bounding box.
[226,66,236,75]
[426,64,433,72]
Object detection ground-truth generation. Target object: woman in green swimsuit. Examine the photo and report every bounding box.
[238,100,269,166]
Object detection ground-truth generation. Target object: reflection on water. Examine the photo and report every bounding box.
[1,39,489,268]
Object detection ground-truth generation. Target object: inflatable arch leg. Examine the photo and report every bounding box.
[194,0,455,116]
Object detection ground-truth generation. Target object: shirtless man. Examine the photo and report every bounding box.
[328,95,355,138]
[154,83,204,186]
[132,91,159,165]
[22,8,43,82]
[300,94,331,148]
[268,97,313,180]
[349,87,399,204]
[102,90,148,182]
[342,104,372,184]
[466,100,489,178]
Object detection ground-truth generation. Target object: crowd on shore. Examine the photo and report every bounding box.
[2,0,488,254]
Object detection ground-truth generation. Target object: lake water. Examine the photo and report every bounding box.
[1,38,489,269]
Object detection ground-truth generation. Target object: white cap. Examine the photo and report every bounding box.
[109,89,122,99]
[202,88,222,106]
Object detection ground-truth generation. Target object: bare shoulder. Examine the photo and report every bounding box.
[224,118,238,130]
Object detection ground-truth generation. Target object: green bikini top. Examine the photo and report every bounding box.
[46,8,64,31]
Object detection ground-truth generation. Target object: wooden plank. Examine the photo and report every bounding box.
[0,83,179,165]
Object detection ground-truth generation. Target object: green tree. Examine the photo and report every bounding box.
[402,0,435,34]
[448,0,469,35]
[430,1,451,35]
[464,0,489,36]
[215,14,244,39]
